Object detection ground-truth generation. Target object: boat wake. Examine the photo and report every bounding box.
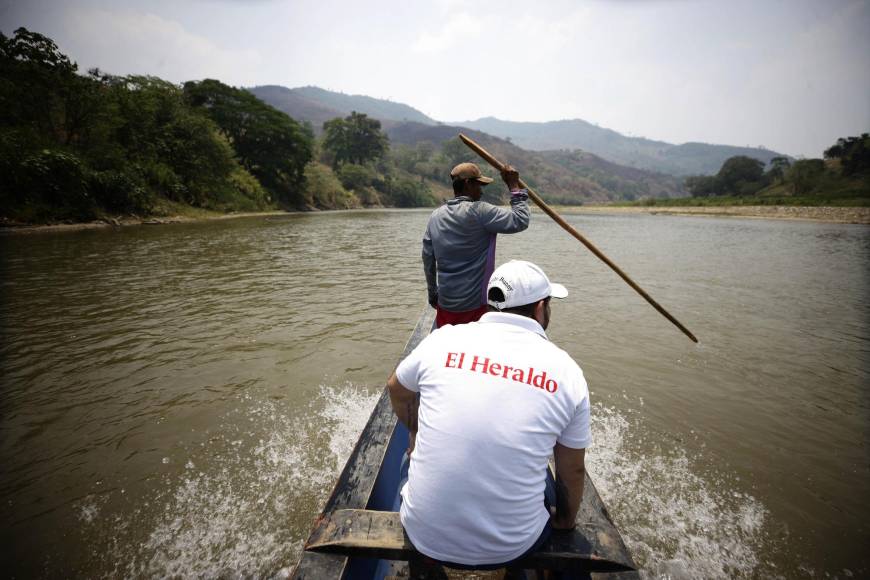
[76,384,380,579]
[590,405,778,580]
[74,386,787,579]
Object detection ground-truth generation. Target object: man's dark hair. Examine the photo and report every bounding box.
[487,287,546,318]
[452,178,466,195]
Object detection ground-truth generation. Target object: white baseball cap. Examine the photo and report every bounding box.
[487,260,568,310]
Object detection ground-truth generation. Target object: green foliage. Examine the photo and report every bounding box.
[388,175,436,207]
[18,149,94,220]
[322,111,388,168]
[228,167,270,209]
[440,138,471,168]
[716,156,766,195]
[184,79,314,207]
[304,162,359,209]
[766,156,791,184]
[1,23,436,220]
[684,134,870,204]
[684,174,718,196]
[389,142,457,188]
[656,138,869,207]
[0,28,308,223]
[336,163,377,191]
[787,159,826,195]
[1,28,77,142]
[824,134,870,176]
[686,155,767,196]
[88,169,153,214]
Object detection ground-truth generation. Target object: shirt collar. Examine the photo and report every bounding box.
[479,311,549,340]
[447,196,474,205]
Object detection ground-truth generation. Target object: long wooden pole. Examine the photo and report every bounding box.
[459,133,699,343]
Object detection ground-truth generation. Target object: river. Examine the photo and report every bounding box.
[1,209,867,578]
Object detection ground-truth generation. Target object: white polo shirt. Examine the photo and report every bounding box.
[395,312,591,566]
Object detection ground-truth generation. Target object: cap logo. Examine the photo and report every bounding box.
[498,276,514,292]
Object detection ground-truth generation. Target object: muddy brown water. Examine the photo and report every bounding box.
[1,210,867,578]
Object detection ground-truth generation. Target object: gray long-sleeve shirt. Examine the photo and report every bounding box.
[422,192,530,312]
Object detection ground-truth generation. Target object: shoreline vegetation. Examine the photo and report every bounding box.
[3,28,868,231]
[4,203,868,235]
[559,204,870,224]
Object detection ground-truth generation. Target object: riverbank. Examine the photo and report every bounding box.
[4,204,870,235]
[0,210,290,235]
[557,204,870,225]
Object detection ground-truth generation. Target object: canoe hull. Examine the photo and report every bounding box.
[292,307,638,579]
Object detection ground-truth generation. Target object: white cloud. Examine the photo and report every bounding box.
[412,12,480,53]
[3,0,867,157]
[65,7,262,85]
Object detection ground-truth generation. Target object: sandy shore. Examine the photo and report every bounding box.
[555,205,870,225]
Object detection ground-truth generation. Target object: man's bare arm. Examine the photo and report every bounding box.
[387,371,418,434]
[552,443,586,530]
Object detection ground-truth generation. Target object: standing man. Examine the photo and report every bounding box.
[423,162,530,327]
[388,260,590,570]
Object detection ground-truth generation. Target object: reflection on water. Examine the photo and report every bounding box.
[1,211,868,578]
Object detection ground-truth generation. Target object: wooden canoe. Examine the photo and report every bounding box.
[291,306,639,579]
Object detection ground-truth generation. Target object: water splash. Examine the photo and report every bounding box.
[78,386,784,579]
[75,494,106,525]
[81,384,380,579]
[589,404,774,579]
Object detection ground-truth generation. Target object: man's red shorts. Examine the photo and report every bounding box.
[435,304,488,328]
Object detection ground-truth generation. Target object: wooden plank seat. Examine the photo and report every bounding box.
[305,509,637,575]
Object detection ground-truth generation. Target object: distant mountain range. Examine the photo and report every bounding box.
[248,85,782,176]
[245,84,796,204]
[249,85,436,130]
[248,86,685,202]
[458,118,785,176]
[248,85,788,178]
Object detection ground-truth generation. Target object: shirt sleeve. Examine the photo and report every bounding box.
[395,338,427,393]
[473,192,530,234]
[557,369,592,448]
[558,396,591,449]
[422,225,437,304]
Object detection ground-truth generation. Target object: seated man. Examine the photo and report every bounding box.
[387,260,590,569]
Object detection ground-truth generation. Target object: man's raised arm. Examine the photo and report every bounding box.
[476,165,530,233]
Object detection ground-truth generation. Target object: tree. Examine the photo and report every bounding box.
[303,162,358,209]
[766,156,791,184]
[388,175,435,207]
[685,174,718,197]
[716,155,765,195]
[322,111,388,168]
[441,137,470,168]
[787,159,825,195]
[1,27,104,149]
[824,133,870,176]
[184,79,314,206]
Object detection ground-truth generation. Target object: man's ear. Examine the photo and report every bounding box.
[533,299,547,325]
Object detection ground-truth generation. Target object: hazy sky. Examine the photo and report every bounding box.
[2,0,868,157]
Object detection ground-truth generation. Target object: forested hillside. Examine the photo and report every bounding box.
[384,124,686,203]
[1,28,688,227]
[673,136,870,206]
[0,29,440,225]
[0,29,311,224]
[256,102,688,203]
[249,85,789,177]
